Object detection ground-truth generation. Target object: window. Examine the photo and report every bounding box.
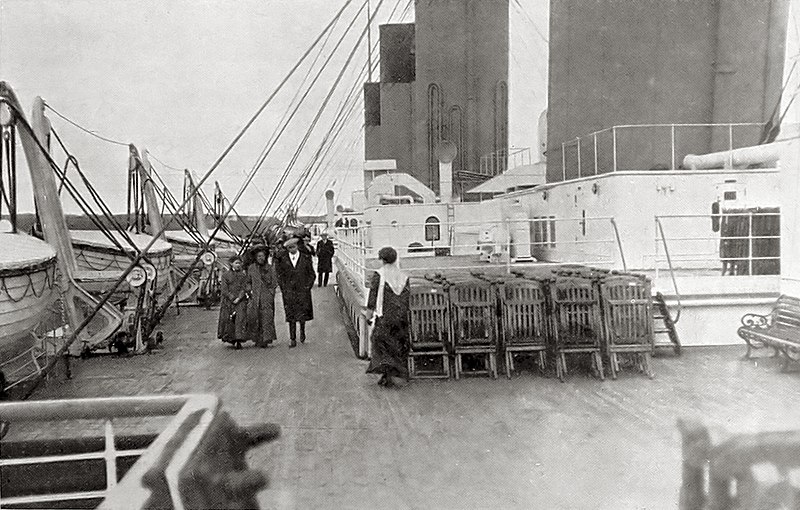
[424,216,440,241]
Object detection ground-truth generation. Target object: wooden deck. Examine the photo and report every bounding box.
[12,285,800,509]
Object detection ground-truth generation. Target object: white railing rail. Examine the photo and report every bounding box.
[654,212,781,278]
[479,147,532,176]
[558,123,766,179]
[335,216,629,275]
[0,394,219,509]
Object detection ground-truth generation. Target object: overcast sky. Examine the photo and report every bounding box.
[0,0,549,216]
[2,0,798,218]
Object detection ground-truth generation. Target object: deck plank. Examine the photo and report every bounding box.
[12,285,800,509]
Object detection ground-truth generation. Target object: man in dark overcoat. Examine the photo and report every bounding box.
[275,237,316,347]
[315,232,335,287]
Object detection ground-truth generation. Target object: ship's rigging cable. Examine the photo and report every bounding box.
[279,0,410,218]
[13,0,358,398]
[269,64,366,226]
[47,127,148,260]
[277,76,365,220]
[242,0,375,241]
[278,1,401,217]
[253,0,405,234]
[137,160,208,245]
[43,104,129,147]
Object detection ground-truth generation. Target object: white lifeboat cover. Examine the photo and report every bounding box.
[70,230,172,255]
[0,232,57,272]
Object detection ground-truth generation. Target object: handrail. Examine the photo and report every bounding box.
[609,218,627,272]
[655,217,682,323]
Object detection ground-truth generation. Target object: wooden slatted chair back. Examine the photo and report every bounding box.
[409,284,450,350]
[600,276,654,347]
[774,296,800,332]
[551,277,600,347]
[449,281,497,346]
[502,280,548,346]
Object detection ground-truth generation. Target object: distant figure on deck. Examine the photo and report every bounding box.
[247,245,278,348]
[364,246,410,388]
[299,232,316,257]
[316,232,335,287]
[275,237,315,348]
[218,256,250,349]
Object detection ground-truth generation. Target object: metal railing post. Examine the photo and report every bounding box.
[104,420,118,489]
[506,219,512,273]
[612,127,618,172]
[670,124,676,170]
[593,133,598,175]
[728,124,734,168]
[748,211,753,276]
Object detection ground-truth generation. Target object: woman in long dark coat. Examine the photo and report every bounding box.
[364,246,410,387]
[218,256,250,349]
[275,237,315,347]
[247,245,278,348]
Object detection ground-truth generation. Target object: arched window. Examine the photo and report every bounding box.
[424,216,440,241]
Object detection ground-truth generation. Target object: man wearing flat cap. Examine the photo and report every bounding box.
[275,236,316,347]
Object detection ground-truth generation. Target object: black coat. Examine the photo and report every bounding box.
[316,239,335,273]
[276,252,315,322]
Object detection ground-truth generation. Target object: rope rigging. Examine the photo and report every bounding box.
[7,0,364,397]
[266,0,409,224]
[242,0,371,240]
[247,0,396,241]
[46,126,145,258]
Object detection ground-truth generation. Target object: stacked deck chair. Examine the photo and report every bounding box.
[408,279,451,378]
[551,276,604,381]
[599,275,655,379]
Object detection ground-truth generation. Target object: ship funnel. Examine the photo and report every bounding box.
[325,189,335,230]
[435,140,457,203]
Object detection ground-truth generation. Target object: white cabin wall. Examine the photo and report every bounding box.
[492,170,780,270]
[780,139,800,298]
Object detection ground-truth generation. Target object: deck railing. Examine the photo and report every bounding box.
[654,212,781,279]
[334,216,628,283]
[479,147,532,176]
[0,394,279,509]
[556,123,765,179]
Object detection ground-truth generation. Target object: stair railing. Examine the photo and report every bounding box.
[654,217,682,323]
[609,218,627,272]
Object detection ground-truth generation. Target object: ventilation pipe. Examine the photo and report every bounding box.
[436,140,457,203]
[683,141,784,170]
[325,189,335,230]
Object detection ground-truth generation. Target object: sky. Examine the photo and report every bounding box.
[0,0,550,216]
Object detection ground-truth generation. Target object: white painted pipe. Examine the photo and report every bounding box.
[682,142,785,170]
[439,161,452,203]
[325,189,335,230]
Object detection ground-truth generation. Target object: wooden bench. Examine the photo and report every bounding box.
[738,295,800,371]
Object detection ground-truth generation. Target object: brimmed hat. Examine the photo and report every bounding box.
[250,244,269,255]
[284,237,300,248]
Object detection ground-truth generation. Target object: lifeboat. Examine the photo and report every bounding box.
[0,231,58,380]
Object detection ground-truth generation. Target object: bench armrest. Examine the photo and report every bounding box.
[741,313,770,329]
